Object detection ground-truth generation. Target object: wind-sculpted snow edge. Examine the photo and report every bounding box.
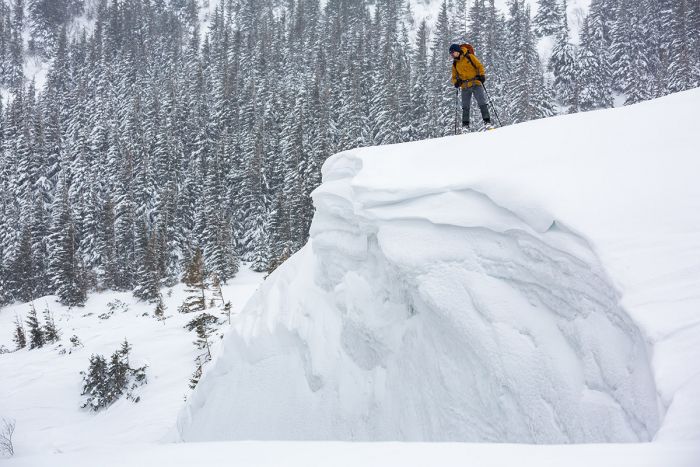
[174,147,660,444]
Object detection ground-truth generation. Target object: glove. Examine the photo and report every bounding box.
[477,75,486,84]
[454,78,463,88]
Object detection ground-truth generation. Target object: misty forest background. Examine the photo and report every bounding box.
[0,0,698,307]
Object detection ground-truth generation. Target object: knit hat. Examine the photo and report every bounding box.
[448,44,461,54]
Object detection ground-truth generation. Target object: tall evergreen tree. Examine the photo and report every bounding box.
[534,0,563,37]
[578,13,613,110]
[549,0,577,110]
[180,247,208,313]
[132,216,161,302]
[47,173,87,306]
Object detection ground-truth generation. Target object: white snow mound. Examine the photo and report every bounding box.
[174,89,700,444]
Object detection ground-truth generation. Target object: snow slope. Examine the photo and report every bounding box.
[0,266,265,457]
[175,88,700,445]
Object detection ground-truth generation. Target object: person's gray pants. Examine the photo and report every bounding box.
[462,84,490,123]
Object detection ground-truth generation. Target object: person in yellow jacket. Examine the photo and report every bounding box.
[449,44,492,131]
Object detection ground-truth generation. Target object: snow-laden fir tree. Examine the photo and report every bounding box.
[534,0,563,37]
[504,1,555,123]
[106,349,128,400]
[42,304,60,343]
[549,0,578,110]
[47,174,87,307]
[132,217,161,302]
[25,301,44,349]
[410,20,432,141]
[12,313,27,350]
[80,354,109,411]
[666,0,695,93]
[431,1,456,136]
[577,13,613,111]
[609,0,652,105]
[80,339,141,411]
[180,247,208,313]
[119,338,132,367]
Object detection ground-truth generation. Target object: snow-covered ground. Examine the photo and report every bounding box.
[4,439,700,467]
[174,88,700,449]
[0,265,265,457]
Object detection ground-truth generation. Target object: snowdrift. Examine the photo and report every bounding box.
[174,89,700,444]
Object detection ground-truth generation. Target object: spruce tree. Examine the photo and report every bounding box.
[431,1,455,137]
[666,0,694,93]
[12,313,27,350]
[133,217,161,302]
[8,223,34,302]
[534,0,563,37]
[211,271,225,307]
[193,315,213,361]
[81,354,109,411]
[119,338,132,367]
[578,10,613,110]
[181,247,208,313]
[549,0,577,110]
[48,174,88,307]
[185,313,218,388]
[25,301,44,349]
[107,349,128,401]
[42,304,60,343]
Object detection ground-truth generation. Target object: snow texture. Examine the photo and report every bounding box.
[4,440,700,467]
[0,266,265,456]
[175,88,700,444]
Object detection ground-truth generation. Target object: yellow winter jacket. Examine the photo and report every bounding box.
[451,45,485,88]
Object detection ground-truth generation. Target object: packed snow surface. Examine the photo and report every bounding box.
[176,89,700,445]
[4,440,700,467]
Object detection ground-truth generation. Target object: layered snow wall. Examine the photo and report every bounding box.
[174,89,700,444]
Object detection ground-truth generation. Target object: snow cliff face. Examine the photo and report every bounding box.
[175,89,700,444]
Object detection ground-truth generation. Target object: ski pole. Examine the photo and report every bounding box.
[455,88,459,135]
[482,83,502,127]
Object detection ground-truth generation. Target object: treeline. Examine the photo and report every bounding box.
[0,0,698,307]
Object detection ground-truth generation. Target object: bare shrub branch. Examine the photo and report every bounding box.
[0,418,15,456]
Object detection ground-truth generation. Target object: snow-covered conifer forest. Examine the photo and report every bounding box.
[0,0,698,305]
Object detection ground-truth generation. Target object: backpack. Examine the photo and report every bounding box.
[453,44,479,79]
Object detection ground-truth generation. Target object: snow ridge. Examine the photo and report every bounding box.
[175,89,700,444]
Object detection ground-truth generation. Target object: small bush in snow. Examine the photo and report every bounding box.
[42,305,61,344]
[107,300,130,314]
[80,338,147,411]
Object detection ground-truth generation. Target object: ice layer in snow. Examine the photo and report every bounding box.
[174,89,700,444]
